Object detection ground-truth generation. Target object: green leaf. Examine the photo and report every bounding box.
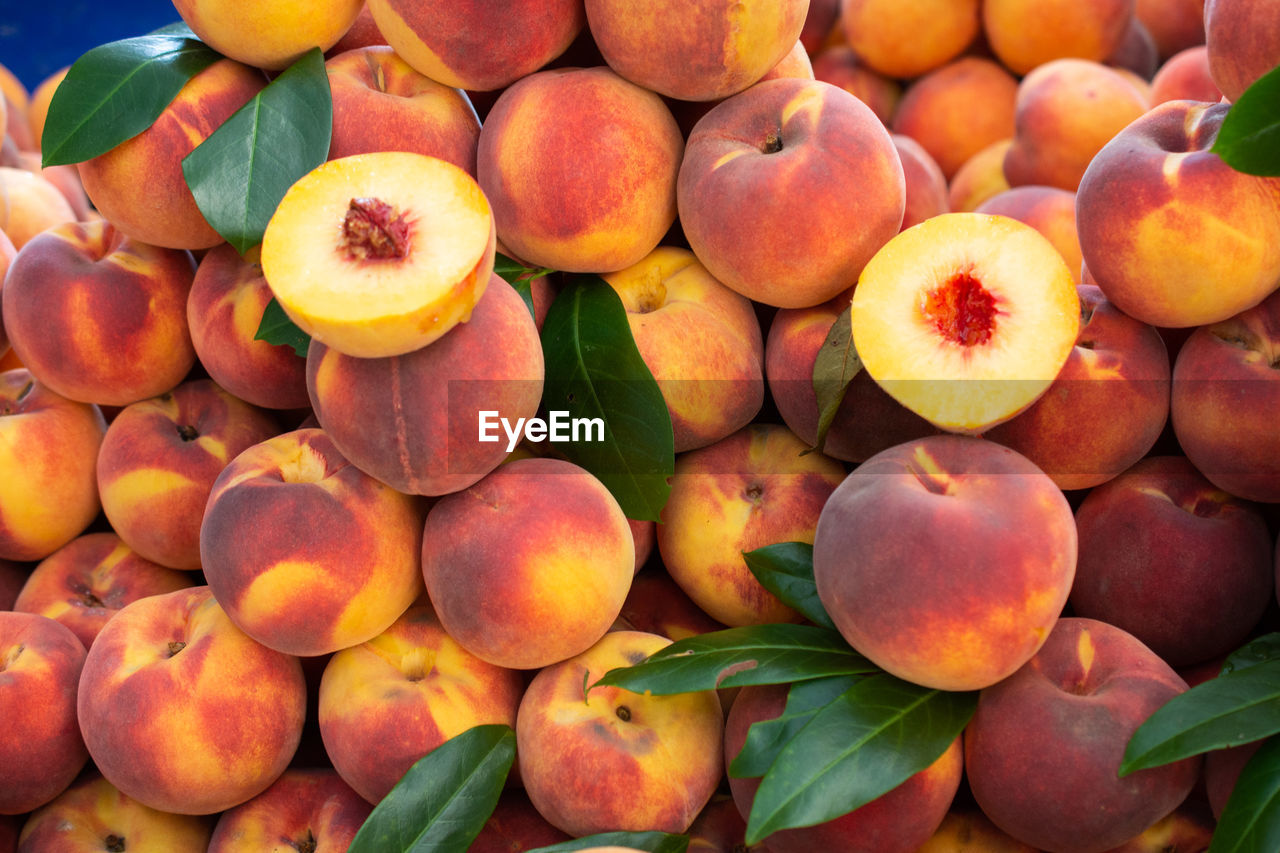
[742,542,834,630]
[745,674,975,845]
[348,724,515,853]
[730,675,863,778]
[539,276,674,521]
[494,252,553,322]
[1211,63,1280,177]
[182,47,332,254]
[1208,736,1280,853]
[589,623,876,696]
[41,33,221,167]
[526,831,690,853]
[1222,633,1280,675]
[1119,660,1280,775]
[809,302,860,455]
[254,297,310,358]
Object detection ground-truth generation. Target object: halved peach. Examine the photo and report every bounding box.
[850,212,1080,434]
[260,151,495,359]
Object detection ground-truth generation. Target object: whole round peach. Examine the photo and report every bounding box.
[13,533,194,650]
[186,244,310,411]
[207,768,372,852]
[965,618,1202,852]
[16,772,213,853]
[948,139,1013,213]
[725,683,963,853]
[1205,0,1280,101]
[810,46,902,127]
[0,611,88,815]
[0,370,105,563]
[1149,46,1223,104]
[172,0,363,70]
[1136,0,1206,59]
[2,220,197,407]
[615,568,727,641]
[841,0,979,79]
[200,428,425,657]
[893,135,950,231]
[585,0,807,101]
[319,604,525,804]
[983,0,1136,75]
[813,435,1077,692]
[658,424,846,627]
[471,791,572,852]
[679,78,904,309]
[517,630,723,836]
[26,67,67,152]
[0,166,75,249]
[307,275,544,496]
[477,66,683,274]
[1171,287,1280,501]
[421,457,634,670]
[77,58,265,250]
[97,380,279,570]
[77,586,306,815]
[1069,456,1274,666]
[601,247,764,453]
[1076,100,1280,328]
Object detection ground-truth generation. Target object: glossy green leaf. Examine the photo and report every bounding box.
[348,724,515,853]
[540,276,674,521]
[41,33,221,166]
[1208,736,1280,853]
[1212,63,1280,176]
[1222,633,1280,675]
[810,301,860,455]
[494,252,553,321]
[527,831,689,853]
[742,542,835,630]
[745,674,975,845]
[1120,660,1280,775]
[590,623,875,696]
[730,675,863,779]
[254,297,310,358]
[182,47,332,254]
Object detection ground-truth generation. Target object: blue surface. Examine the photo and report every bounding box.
[1,1,180,91]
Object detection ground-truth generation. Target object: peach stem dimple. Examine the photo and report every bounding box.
[341,197,411,261]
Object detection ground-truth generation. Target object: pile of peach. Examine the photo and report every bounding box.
[0,0,1278,851]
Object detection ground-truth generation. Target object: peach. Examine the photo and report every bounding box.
[841,0,979,79]
[1205,739,1265,820]
[1171,288,1280,502]
[477,66,683,273]
[585,0,806,101]
[725,683,963,853]
[601,247,764,452]
[809,46,902,127]
[983,0,1136,75]
[974,185,1082,277]
[800,0,842,55]
[200,428,424,657]
[2,220,197,407]
[307,274,544,496]
[0,559,27,610]
[948,139,1012,212]
[1106,17,1161,79]
[1149,46,1223,104]
[1104,802,1216,852]
[172,0,363,70]
[686,794,749,852]
[850,213,1080,434]
[657,425,846,627]
[76,59,265,250]
[186,244,310,411]
[96,379,279,570]
[16,151,93,222]
[1076,100,1280,328]
[0,166,75,248]
[326,46,481,175]
[964,617,1202,852]
[1205,0,1280,101]
[893,134,950,231]
[16,772,213,852]
[983,285,1171,491]
[261,151,496,359]
[369,0,584,91]
[471,791,572,852]
[0,611,88,814]
[326,5,386,56]
[1137,0,1206,59]
[318,604,525,804]
[614,568,727,641]
[77,586,306,815]
[517,630,724,836]
[890,57,1018,180]
[0,370,105,562]
[679,78,904,309]
[207,769,372,852]
[916,810,1038,852]
[1003,59,1149,193]
[422,457,634,670]
[26,68,67,155]
[13,533,194,650]
[813,435,1077,691]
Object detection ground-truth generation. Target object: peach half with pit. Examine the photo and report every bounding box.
[260,151,495,359]
[849,212,1080,435]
